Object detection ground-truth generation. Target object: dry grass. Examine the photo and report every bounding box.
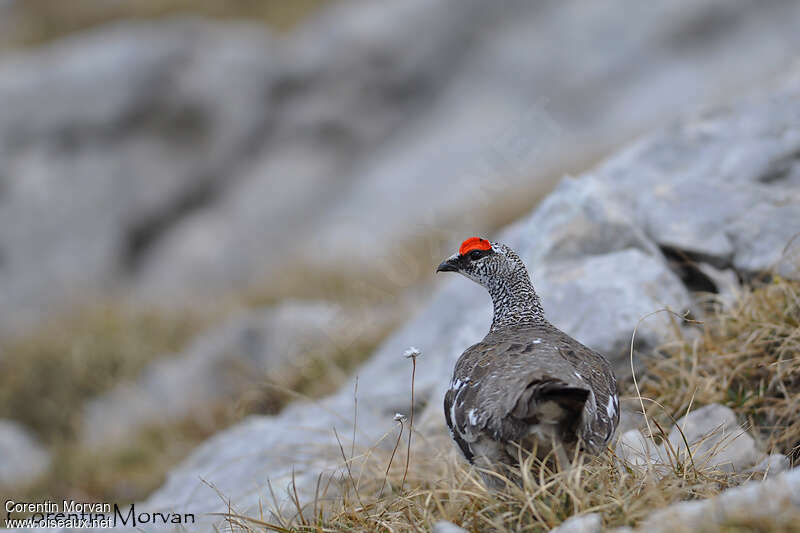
[0,305,203,442]
[21,410,230,503]
[639,276,800,464]
[237,316,400,417]
[224,433,754,532]
[224,276,800,532]
[332,448,743,531]
[1,0,331,51]
[0,304,206,503]
[1,300,396,505]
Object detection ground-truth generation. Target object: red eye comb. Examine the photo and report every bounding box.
[459,237,492,256]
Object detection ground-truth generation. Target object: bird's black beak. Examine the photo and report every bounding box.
[436,256,461,273]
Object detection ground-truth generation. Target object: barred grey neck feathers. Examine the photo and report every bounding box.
[481,244,547,331]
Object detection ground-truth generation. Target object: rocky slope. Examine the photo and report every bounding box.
[4,0,800,334]
[0,419,50,487]
[3,0,800,527]
[80,300,402,448]
[136,59,800,530]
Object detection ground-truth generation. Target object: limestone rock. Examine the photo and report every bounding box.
[596,85,800,277]
[729,201,800,279]
[537,248,690,366]
[518,176,661,268]
[551,513,602,533]
[747,454,790,478]
[615,429,669,474]
[667,404,762,473]
[0,419,50,487]
[616,404,769,477]
[632,468,800,533]
[5,0,800,336]
[0,20,281,334]
[433,521,469,533]
[81,301,397,448]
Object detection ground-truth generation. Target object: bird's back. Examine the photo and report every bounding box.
[444,323,619,466]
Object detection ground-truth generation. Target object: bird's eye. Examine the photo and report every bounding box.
[469,250,483,261]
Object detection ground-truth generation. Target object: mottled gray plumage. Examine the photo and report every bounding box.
[438,239,618,486]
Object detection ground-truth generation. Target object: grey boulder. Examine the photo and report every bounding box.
[81,301,397,448]
[550,513,602,533]
[5,0,800,336]
[596,85,800,278]
[666,404,762,473]
[747,454,790,478]
[616,404,769,476]
[432,521,469,533]
[0,419,50,487]
[0,20,281,334]
[630,468,800,533]
[615,429,670,474]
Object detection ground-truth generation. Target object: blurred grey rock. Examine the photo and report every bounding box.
[132,0,492,305]
[667,403,761,473]
[0,20,281,334]
[616,404,766,477]
[597,85,800,277]
[551,513,602,533]
[0,419,49,487]
[616,405,646,435]
[537,248,689,366]
[696,263,740,307]
[729,202,800,279]
[747,454,790,478]
[633,468,800,533]
[81,300,397,448]
[518,176,660,267]
[433,521,469,533]
[615,429,669,474]
[280,0,800,289]
[4,0,800,335]
[0,2,17,48]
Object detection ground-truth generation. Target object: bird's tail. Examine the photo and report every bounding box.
[512,379,589,426]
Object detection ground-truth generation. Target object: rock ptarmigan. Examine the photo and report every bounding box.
[437,237,619,487]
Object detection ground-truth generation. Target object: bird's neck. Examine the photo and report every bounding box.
[487,274,547,332]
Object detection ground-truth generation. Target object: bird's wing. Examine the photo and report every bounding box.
[550,328,620,450]
[444,385,474,462]
[446,330,591,447]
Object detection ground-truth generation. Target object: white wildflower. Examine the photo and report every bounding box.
[403,346,421,359]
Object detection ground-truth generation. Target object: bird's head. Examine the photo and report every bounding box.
[436,237,527,288]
